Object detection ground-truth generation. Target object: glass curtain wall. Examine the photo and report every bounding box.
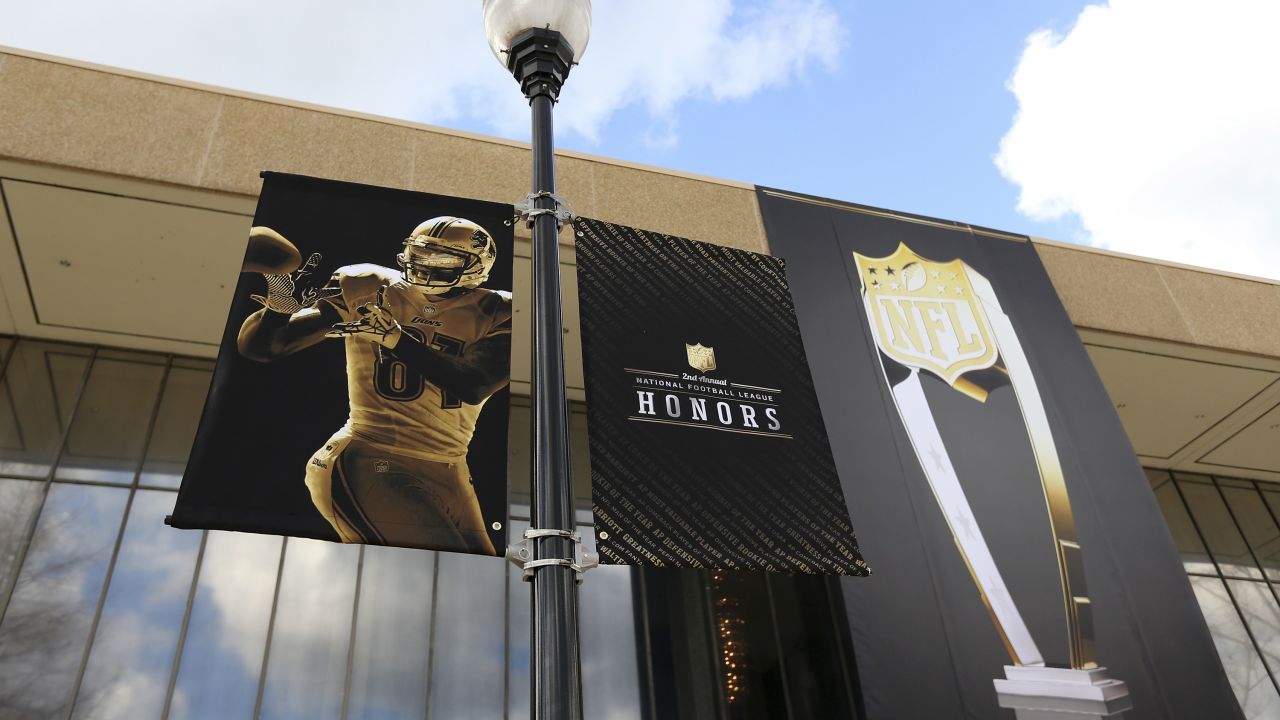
[1148,468,1280,720]
[0,336,860,720]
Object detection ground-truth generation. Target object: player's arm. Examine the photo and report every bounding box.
[387,331,511,405]
[236,255,344,362]
[237,304,342,362]
[328,288,511,404]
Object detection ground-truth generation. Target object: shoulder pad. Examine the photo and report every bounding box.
[334,264,401,292]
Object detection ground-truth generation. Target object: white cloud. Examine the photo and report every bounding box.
[0,0,842,148]
[996,0,1280,280]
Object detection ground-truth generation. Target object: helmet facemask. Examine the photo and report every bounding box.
[397,217,497,294]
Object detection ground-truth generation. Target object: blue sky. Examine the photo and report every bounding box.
[570,1,1091,240]
[2,1,1277,279]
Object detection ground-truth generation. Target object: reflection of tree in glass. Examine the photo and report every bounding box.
[0,493,108,720]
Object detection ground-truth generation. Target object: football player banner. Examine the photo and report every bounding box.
[573,217,870,576]
[167,172,514,556]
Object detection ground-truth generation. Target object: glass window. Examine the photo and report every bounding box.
[258,537,359,720]
[0,477,44,598]
[169,531,283,720]
[1189,576,1280,719]
[1149,471,1214,575]
[507,521,531,720]
[428,552,506,720]
[767,574,858,719]
[0,342,92,478]
[346,545,436,720]
[1226,580,1280,685]
[71,490,202,720]
[580,560,642,720]
[56,353,166,485]
[1178,476,1263,579]
[0,483,129,719]
[1220,483,1280,582]
[139,362,213,489]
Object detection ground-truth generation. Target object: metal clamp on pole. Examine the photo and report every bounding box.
[514,191,576,228]
[506,528,600,584]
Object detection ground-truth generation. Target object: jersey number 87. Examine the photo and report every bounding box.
[373,329,466,408]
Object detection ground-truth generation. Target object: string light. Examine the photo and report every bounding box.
[711,570,749,705]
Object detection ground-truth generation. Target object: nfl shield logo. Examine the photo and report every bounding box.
[854,243,998,388]
[686,343,717,373]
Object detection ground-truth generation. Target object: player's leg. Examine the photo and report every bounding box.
[336,446,470,551]
[443,461,497,556]
[303,426,368,543]
[402,458,497,556]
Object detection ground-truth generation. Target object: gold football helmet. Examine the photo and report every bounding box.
[397,216,497,292]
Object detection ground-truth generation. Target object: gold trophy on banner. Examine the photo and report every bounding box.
[854,244,1131,719]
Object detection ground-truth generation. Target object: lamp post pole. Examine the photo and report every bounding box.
[501,23,585,720]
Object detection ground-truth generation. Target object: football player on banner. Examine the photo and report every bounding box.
[236,218,512,555]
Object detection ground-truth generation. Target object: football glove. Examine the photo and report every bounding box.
[250,252,340,314]
[326,286,403,349]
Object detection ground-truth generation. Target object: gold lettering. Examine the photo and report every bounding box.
[880,298,925,353]
[915,300,949,362]
[943,302,982,355]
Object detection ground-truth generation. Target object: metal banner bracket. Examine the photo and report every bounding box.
[506,527,599,584]
[511,191,576,229]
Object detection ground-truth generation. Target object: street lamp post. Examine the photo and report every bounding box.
[483,2,591,718]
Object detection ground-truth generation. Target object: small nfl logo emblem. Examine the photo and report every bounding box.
[686,343,716,373]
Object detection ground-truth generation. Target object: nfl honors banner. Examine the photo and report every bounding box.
[168,173,514,557]
[573,217,869,576]
[757,188,1240,720]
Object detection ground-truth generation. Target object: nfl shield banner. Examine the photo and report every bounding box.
[574,217,869,576]
[757,188,1237,719]
[167,172,514,557]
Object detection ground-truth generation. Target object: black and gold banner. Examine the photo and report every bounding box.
[757,188,1239,720]
[574,217,869,576]
[168,173,514,557]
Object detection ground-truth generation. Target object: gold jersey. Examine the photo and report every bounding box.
[320,264,512,461]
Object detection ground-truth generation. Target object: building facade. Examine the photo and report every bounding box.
[1,48,1278,718]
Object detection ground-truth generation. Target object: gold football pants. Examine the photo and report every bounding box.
[304,426,496,556]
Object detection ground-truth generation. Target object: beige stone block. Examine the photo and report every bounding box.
[200,97,416,195]
[590,163,766,252]
[409,132,527,205]
[1034,243,1195,343]
[0,55,223,186]
[1157,266,1280,357]
[555,154,598,220]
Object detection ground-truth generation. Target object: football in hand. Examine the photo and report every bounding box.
[242,226,303,274]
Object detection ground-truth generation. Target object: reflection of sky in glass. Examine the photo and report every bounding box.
[0,483,128,719]
[259,538,359,720]
[581,565,643,720]
[1190,577,1280,719]
[55,357,164,486]
[507,520,532,720]
[0,478,43,595]
[346,545,435,720]
[169,531,283,720]
[73,490,201,719]
[429,552,506,719]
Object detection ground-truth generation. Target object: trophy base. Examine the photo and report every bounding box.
[994,666,1132,719]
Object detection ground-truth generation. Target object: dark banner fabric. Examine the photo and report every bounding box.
[169,173,514,557]
[574,217,869,576]
[757,188,1240,720]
